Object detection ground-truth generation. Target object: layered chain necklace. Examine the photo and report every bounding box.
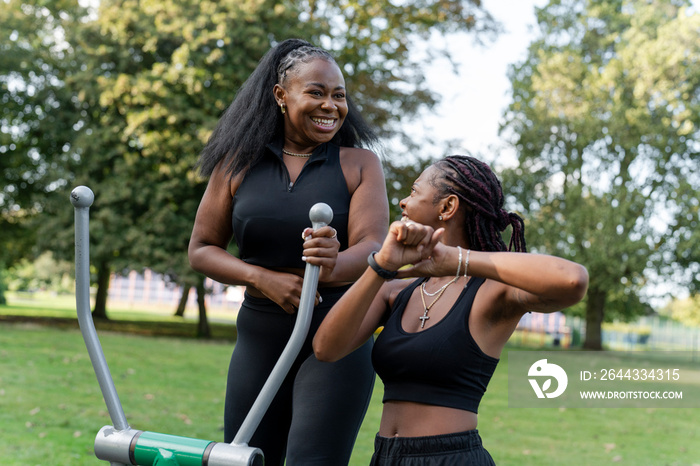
[418,277,458,329]
[417,246,465,329]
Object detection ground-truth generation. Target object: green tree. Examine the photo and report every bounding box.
[2,0,496,327]
[0,0,84,303]
[500,0,700,349]
[663,294,700,327]
[6,251,73,293]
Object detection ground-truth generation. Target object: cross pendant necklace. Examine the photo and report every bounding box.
[419,277,457,328]
[418,310,431,328]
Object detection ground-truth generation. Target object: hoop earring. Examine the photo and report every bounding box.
[280,105,286,114]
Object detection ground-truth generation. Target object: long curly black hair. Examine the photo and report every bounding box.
[197,38,378,177]
[431,155,526,253]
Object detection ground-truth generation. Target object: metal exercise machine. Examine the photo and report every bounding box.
[71,185,333,466]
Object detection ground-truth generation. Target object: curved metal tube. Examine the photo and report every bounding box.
[72,186,330,465]
[232,202,333,446]
[71,186,130,432]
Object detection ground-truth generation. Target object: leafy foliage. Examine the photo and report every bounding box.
[6,252,73,293]
[500,0,700,348]
[1,0,496,319]
[662,294,700,327]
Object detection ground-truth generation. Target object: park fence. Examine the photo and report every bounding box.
[107,269,700,357]
[602,315,700,354]
[512,311,699,357]
[108,269,243,315]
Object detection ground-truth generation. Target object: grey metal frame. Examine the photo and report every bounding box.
[232,201,333,447]
[71,185,333,465]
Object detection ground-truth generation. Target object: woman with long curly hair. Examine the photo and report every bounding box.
[189,38,389,465]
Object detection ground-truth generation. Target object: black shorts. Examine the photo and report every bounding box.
[370,430,496,466]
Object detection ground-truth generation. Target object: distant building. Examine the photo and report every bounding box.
[516,311,570,347]
[108,269,243,314]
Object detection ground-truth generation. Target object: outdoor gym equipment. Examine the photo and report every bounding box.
[71,185,333,466]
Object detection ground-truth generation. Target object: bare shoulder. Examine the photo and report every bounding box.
[206,162,245,198]
[191,163,242,250]
[338,146,384,193]
[339,146,383,171]
[339,145,380,160]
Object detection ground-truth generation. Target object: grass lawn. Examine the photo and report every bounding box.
[1,296,699,465]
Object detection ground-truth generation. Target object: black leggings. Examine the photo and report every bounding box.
[224,286,375,466]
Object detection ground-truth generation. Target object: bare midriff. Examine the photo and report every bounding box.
[378,401,478,438]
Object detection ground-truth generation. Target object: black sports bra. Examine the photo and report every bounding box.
[372,277,499,413]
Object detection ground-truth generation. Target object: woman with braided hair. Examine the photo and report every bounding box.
[189,38,388,465]
[314,155,588,465]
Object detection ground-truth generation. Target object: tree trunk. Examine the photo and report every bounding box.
[92,260,111,320]
[0,264,6,305]
[0,279,6,305]
[173,285,190,317]
[583,287,606,350]
[196,277,210,338]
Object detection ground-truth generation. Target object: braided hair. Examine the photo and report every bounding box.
[431,155,526,253]
[277,45,334,85]
[197,38,378,177]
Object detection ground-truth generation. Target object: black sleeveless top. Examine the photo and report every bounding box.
[232,140,350,269]
[372,277,499,413]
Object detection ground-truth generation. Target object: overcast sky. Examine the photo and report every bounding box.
[413,0,698,167]
[405,0,547,166]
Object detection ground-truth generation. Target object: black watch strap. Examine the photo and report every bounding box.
[367,251,397,280]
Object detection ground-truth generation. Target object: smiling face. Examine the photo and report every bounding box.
[274,57,348,150]
[399,165,443,227]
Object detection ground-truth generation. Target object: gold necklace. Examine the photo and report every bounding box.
[283,148,312,158]
[422,277,456,297]
[418,277,457,328]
